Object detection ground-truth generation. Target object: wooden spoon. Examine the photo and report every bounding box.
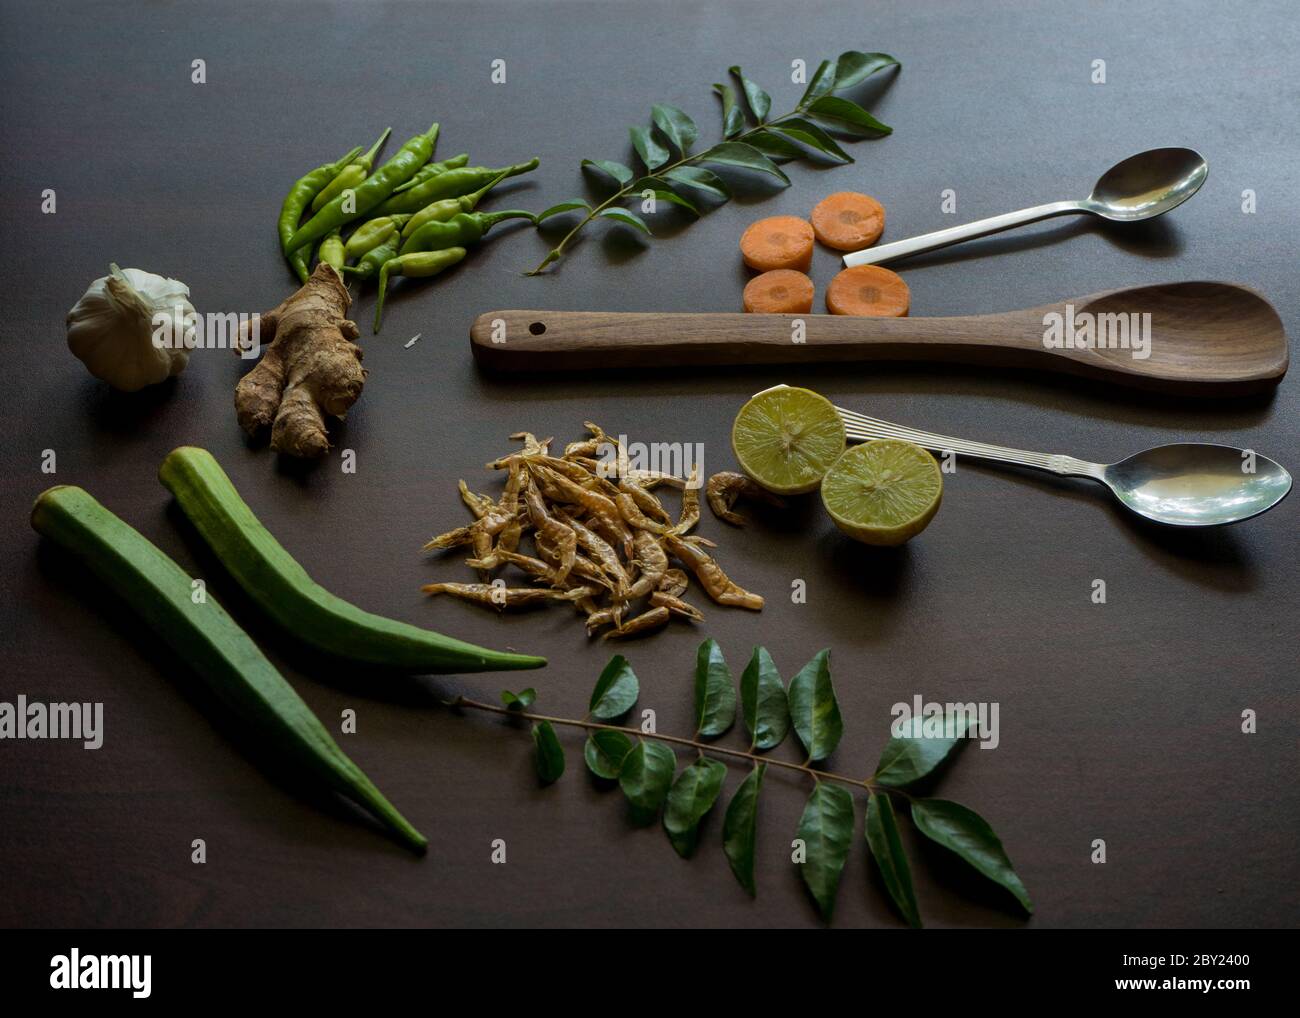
[470,282,1287,395]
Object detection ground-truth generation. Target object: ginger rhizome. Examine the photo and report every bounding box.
[235,263,365,458]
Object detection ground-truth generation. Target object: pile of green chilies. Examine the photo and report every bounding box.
[276,122,539,332]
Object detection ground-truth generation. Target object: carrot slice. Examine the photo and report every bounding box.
[811,192,885,251]
[825,265,910,317]
[740,215,815,272]
[743,269,814,313]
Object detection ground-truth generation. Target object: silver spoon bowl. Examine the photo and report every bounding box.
[843,147,1209,267]
[827,401,1291,527]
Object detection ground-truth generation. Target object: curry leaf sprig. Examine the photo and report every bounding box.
[526,50,900,274]
[454,639,1032,926]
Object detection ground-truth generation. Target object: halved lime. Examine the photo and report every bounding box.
[821,439,942,545]
[731,386,846,495]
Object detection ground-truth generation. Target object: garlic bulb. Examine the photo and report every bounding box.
[66,264,196,392]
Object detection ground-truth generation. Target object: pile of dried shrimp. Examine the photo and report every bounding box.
[422,424,766,639]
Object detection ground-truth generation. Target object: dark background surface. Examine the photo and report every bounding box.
[1,0,1296,929]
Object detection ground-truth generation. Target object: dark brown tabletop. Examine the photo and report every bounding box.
[2,0,1296,929]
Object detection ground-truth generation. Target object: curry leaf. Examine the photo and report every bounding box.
[535,199,591,223]
[531,722,565,784]
[874,708,976,787]
[501,688,537,710]
[663,165,731,201]
[832,51,900,89]
[745,129,803,161]
[805,95,892,136]
[795,782,855,921]
[597,207,653,236]
[581,158,633,188]
[911,799,1033,913]
[699,141,790,184]
[584,730,634,779]
[723,763,765,896]
[768,117,853,163]
[630,124,670,171]
[712,83,745,139]
[619,740,677,825]
[589,655,639,719]
[651,103,698,155]
[866,792,921,928]
[663,757,727,857]
[740,647,788,750]
[798,58,839,107]
[694,638,736,738]
[728,65,771,123]
[627,179,701,217]
[788,649,842,761]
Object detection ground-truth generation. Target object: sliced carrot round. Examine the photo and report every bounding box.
[826,265,910,317]
[740,215,815,272]
[743,269,814,313]
[811,192,885,251]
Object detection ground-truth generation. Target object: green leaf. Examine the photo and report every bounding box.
[805,95,892,136]
[581,158,633,188]
[694,638,736,738]
[627,178,701,217]
[740,647,788,750]
[832,51,900,90]
[866,792,921,928]
[745,129,803,161]
[535,199,591,223]
[584,730,634,779]
[795,782,855,921]
[597,207,653,236]
[874,708,976,787]
[589,654,639,719]
[712,83,745,139]
[618,740,676,824]
[768,118,853,164]
[787,649,842,761]
[501,688,536,710]
[698,142,790,185]
[663,165,731,201]
[629,124,670,171]
[663,757,727,857]
[651,103,698,156]
[798,58,839,108]
[728,65,771,122]
[911,799,1033,913]
[531,721,565,784]
[723,763,765,896]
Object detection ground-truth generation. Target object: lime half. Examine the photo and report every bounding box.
[821,440,943,545]
[731,386,846,495]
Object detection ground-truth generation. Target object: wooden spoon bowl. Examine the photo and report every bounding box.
[471,282,1287,396]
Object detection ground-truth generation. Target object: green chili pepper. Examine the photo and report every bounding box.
[318,229,346,272]
[373,248,467,333]
[278,144,363,283]
[344,214,412,260]
[340,235,402,282]
[310,127,392,213]
[286,122,439,255]
[399,210,536,257]
[400,169,510,240]
[371,158,539,217]
[390,152,471,194]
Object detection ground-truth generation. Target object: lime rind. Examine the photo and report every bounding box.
[821,440,942,545]
[731,387,846,496]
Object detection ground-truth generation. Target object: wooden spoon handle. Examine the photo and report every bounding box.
[470,309,1045,371]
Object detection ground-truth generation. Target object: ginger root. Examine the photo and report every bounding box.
[234,263,365,458]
